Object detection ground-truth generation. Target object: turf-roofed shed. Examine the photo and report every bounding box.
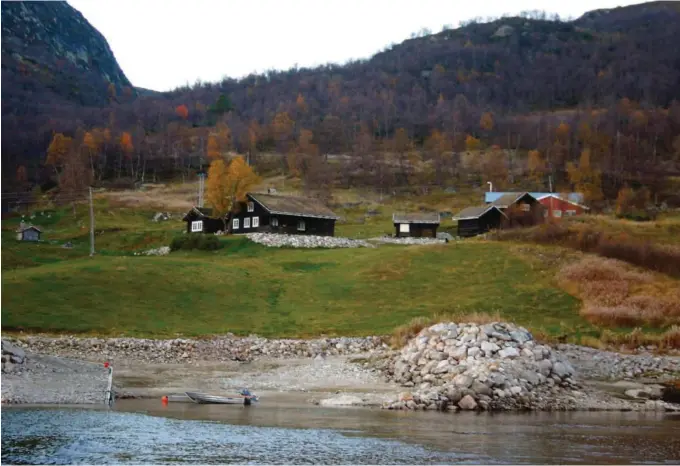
[454,205,507,237]
[392,212,440,238]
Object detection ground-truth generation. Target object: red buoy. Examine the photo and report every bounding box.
[161,396,168,404]
[104,361,110,368]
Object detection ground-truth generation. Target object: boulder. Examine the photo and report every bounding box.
[481,341,500,355]
[538,359,553,376]
[458,394,478,410]
[453,374,473,388]
[2,340,25,364]
[499,347,520,359]
[552,361,572,378]
[470,380,492,396]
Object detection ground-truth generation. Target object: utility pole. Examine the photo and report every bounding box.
[89,187,95,257]
[197,172,205,207]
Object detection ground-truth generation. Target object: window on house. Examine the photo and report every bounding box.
[566,210,576,216]
[244,217,251,228]
[233,218,240,229]
[297,220,306,231]
[252,216,259,228]
[247,202,254,212]
[554,210,562,218]
[271,217,279,227]
[399,223,410,233]
[521,203,530,211]
[191,220,203,232]
[543,210,549,218]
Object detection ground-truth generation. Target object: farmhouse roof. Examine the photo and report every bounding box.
[485,191,584,204]
[182,206,222,221]
[536,194,590,210]
[247,193,339,219]
[490,192,534,208]
[17,225,41,233]
[392,212,440,224]
[454,205,507,220]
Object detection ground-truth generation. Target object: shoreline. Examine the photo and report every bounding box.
[2,334,679,412]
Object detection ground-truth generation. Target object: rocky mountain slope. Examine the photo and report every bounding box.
[1,1,132,177]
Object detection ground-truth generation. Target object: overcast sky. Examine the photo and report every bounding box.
[68,0,642,92]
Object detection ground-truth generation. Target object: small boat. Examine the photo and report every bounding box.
[185,389,259,405]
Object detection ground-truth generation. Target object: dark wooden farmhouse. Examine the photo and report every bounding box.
[454,205,507,237]
[490,192,545,228]
[16,225,41,241]
[392,212,440,237]
[228,193,339,236]
[182,207,227,234]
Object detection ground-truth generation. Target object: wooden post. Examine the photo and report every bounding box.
[89,187,95,257]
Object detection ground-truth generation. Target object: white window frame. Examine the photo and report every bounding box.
[271,217,278,227]
[233,218,240,230]
[566,210,576,216]
[247,202,254,212]
[297,220,306,231]
[252,216,259,228]
[521,203,530,212]
[399,223,410,233]
[554,210,562,218]
[191,220,203,232]
[244,217,251,229]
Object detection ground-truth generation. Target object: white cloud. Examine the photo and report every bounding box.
[68,0,641,91]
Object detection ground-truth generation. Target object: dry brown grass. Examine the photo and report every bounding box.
[493,218,680,277]
[98,183,197,211]
[389,311,503,348]
[557,256,680,329]
[596,326,680,350]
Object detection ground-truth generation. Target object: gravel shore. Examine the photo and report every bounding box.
[2,333,679,411]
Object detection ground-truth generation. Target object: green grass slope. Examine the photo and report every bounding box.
[2,237,580,338]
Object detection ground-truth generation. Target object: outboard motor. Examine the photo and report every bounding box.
[240,388,258,405]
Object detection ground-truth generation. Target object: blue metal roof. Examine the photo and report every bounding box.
[484,192,584,204]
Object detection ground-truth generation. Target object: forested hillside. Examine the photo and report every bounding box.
[3,1,680,206]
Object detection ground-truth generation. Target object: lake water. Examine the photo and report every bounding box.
[3,397,680,464]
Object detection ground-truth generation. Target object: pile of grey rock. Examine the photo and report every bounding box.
[7,335,387,364]
[2,339,109,405]
[142,246,171,256]
[381,322,580,412]
[554,344,680,381]
[369,237,445,245]
[246,233,375,249]
[152,212,172,222]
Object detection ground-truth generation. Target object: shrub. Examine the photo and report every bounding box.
[170,233,223,251]
[615,186,656,221]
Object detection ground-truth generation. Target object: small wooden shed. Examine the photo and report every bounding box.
[16,225,41,241]
[392,212,440,238]
[182,207,226,234]
[454,205,507,237]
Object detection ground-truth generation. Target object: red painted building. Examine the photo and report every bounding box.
[537,194,589,219]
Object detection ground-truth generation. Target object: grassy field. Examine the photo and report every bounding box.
[1,237,582,338]
[3,181,679,347]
